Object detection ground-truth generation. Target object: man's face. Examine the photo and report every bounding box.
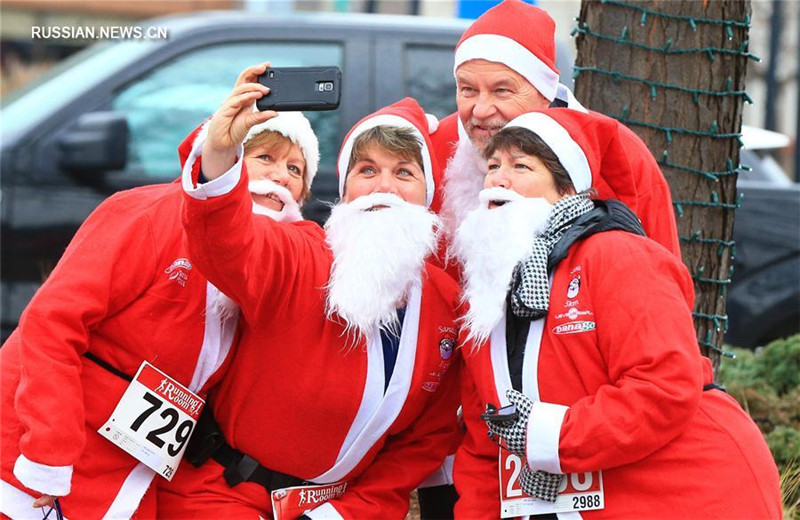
[343,143,427,207]
[456,59,550,150]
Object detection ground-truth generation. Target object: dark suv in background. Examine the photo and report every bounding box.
[1,11,796,347]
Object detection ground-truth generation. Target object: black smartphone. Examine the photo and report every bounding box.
[256,66,342,112]
[481,403,518,423]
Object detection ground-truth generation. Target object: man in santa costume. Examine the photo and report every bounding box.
[163,62,462,519]
[431,0,680,258]
[0,61,320,518]
[451,108,781,519]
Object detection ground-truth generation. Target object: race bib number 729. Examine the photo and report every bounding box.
[98,362,204,480]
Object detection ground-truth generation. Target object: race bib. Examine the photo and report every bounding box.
[271,481,348,520]
[499,451,604,518]
[98,361,204,481]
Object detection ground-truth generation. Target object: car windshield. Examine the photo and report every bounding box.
[1,39,162,142]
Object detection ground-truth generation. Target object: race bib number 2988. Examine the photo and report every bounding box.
[98,362,204,481]
[499,451,604,518]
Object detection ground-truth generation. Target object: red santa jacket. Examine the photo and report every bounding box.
[454,230,781,519]
[0,182,237,519]
[179,155,463,519]
[430,113,681,258]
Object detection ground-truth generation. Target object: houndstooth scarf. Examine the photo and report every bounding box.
[510,193,594,319]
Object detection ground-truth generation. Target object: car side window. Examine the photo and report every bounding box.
[404,45,457,119]
[112,42,343,181]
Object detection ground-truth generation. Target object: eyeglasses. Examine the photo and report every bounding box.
[40,499,63,520]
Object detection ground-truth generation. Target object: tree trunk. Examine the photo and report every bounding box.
[574,0,753,373]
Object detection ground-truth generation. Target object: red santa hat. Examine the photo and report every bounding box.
[337,97,441,207]
[454,0,560,102]
[504,109,638,207]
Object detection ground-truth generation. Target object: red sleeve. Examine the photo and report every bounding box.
[588,113,681,259]
[453,352,501,518]
[323,361,463,519]
[616,124,681,257]
[14,195,158,492]
[181,161,326,327]
[536,236,702,473]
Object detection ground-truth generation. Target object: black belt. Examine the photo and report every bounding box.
[185,405,305,492]
[84,352,133,382]
[213,441,306,490]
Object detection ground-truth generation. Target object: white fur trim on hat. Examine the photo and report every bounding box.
[425,113,439,133]
[505,112,591,192]
[337,114,435,207]
[245,112,320,188]
[455,34,560,102]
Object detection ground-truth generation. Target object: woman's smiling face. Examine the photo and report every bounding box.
[243,139,306,210]
[483,145,564,205]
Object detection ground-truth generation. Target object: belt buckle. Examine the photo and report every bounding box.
[187,430,225,467]
[223,454,260,487]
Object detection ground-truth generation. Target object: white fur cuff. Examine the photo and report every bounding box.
[526,401,568,474]
[304,501,345,519]
[181,124,244,200]
[13,454,72,496]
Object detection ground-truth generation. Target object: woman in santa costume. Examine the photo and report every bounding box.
[451,109,781,519]
[0,62,320,519]
[163,63,461,519]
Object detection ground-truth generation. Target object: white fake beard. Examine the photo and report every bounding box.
[452,187,553,348]
[324,192,440,340]
[212,179,303,321]
[248,179,304,223]
[440,137,487,247]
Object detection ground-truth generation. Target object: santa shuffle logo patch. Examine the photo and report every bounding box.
[567,275,581,299]
[165,258,192,287]
[553,321,596,335]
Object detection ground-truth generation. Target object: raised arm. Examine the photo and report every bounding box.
[180,62,323,324]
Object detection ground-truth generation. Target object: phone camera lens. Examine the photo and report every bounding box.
[324,82,333,92]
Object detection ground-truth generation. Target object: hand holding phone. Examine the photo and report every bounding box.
[256,66,342,112]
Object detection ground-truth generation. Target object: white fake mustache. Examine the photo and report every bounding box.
[478,186,525,208]
[248,179,295,207]
[342,191,412,212]
[248,179,303,222]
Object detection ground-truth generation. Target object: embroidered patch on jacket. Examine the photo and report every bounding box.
[422,381,440,392]
[552,321,596,335]
[439,337,455,360]
[554,307,594,321]
[567,274,581,299]
[165,258,192,287]
[422,330,457,392]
